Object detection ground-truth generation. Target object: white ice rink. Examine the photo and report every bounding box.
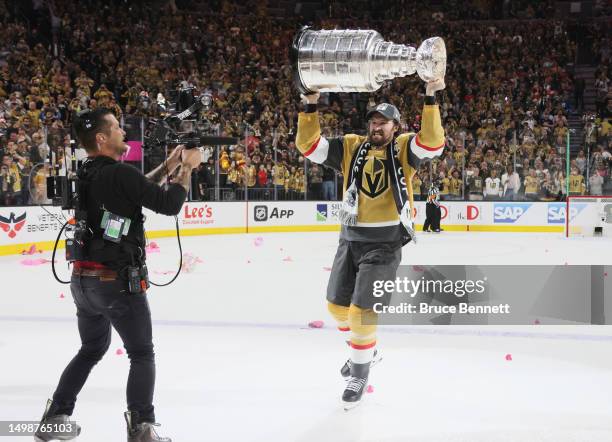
[1,231,612,441]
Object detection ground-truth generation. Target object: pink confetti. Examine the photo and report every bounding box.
[145,242,160,253]
[366,385,374,394]
[280,248,284,251]
[247,260,252,264]
[605,273,608,277]
[254,237,264,247]
[59,293,65,299]
[115,349,124,356]
[412,265,425,272]
[308,320,324,328]
[20,258,51,266]
[181,253,204,273]
[153,270,174,275]
[505,354,512,361]
[534,319,540,325]
[323,267,332,271]
[282,256,293,262]
[21,244,39,255]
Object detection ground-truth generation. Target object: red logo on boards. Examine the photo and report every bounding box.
[440,205,448,220]
[467,205,480,220]
[184,204,213,219]
[0,212,27,238]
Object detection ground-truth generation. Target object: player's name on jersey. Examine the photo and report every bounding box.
[373,302,511,315]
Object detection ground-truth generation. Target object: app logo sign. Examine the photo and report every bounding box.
[493,203,532,223]
[254,205,294,222]
[254,205,268,222]
[0,212,27,238]
[547,203,587,224]
[316,204,327,222]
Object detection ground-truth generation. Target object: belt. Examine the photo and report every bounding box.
[72,267,119,280]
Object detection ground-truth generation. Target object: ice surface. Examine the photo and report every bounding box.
[1,231,612,441]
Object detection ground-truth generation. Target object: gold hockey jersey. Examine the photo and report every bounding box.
[296,103,445,242]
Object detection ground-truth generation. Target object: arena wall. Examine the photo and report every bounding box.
[0,201,572,256]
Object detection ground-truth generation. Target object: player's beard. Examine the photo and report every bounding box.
[368,129,393,147]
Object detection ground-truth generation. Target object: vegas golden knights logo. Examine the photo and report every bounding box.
[361,157,388,198]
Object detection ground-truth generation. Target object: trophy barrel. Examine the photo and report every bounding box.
[291,27,446,93]
[292,27,385,93]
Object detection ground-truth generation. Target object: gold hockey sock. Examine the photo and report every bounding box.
[348,304,377,364]
[328,301,351,345]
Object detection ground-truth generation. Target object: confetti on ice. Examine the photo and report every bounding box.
[146,242,161,253]
[20,258,51,266]
[181,253,204,273]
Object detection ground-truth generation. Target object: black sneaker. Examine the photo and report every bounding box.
[125,411,171,442]
[33,399,81,441]
[342,362,370,410]
[340,349,381,378]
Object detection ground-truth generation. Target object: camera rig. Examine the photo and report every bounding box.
[43,84,239,285]
[144,88,238,151]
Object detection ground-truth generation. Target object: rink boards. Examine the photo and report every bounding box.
[0,201,575,255]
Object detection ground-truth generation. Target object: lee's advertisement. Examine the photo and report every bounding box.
[181,203,215,226]
[142,202,246,234]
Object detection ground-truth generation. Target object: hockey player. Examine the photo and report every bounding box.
[297,79,445,408]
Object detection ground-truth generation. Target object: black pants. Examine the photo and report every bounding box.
[423,203,441,231]
[327,239,402,309]
[50,275,156,424]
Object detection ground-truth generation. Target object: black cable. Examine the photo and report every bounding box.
[51,219,70,284]
[149,215,183,287]
[148,149,183,286]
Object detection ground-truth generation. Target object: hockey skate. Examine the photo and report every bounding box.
[33,399,80,441]
[125,411,171,442]
[340,349,381,379]
[342,362,370,411]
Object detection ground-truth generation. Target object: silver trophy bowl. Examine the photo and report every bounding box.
[291,27,446,93]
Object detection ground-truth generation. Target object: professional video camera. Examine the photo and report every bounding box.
[144,85,237,150]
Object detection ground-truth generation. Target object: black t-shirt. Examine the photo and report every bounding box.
[82,156,187,270]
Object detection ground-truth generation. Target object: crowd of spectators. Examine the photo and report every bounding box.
[0,0,610,206]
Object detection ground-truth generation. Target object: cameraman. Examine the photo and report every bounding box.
[35,108,200,442]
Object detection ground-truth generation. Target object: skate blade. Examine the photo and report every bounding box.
[342,398,363,411]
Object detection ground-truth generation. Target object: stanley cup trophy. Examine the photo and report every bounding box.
[291,27,446,94]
